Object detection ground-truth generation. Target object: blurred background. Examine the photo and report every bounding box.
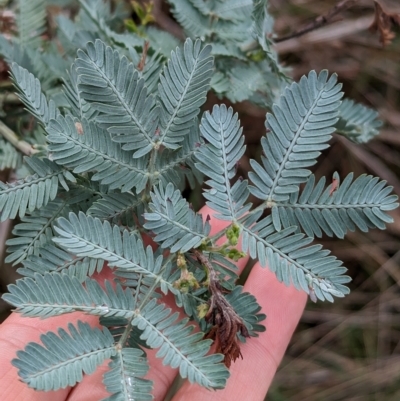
[267,1,400,400]
[0,0,400,400]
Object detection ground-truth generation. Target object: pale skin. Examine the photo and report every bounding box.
[0,206,307,401]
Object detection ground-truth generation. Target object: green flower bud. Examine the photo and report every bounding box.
[226,224,241,246]
[197,303,209,319]
[226,248,246,261]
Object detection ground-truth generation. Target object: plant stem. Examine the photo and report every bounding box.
[136,254,175,312]
[275,0,359,43]
[0,120,37,156]
[209,201,270,243]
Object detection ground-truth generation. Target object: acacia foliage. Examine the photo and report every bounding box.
[0,0,396,400]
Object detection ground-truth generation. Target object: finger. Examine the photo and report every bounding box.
[0,262,120,401]
[144,205,250,400]
[66,360,110,401]
[172,263,308,401]
[0,311,102,401]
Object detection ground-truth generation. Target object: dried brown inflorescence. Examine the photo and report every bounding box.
[194,250,250,367]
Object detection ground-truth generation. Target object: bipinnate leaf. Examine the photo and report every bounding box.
[196,104,251,221]
[5,199,69,265]
[12,321,116,391]
[272,173,399,237]
[132,299,229,389]
[46,115,149,193]
[17,243,104,282]
[144,182,211,252]
[10,62,59,126]
[335,98,382,143]
[17,0,47,48]
[158,38,214,149]
[0,157,74,221]
[75,39,158,158]
[3,272,137,319]
[1,6,399,399]
[103,348,153,401]
[53,212,168,285]
[249,70,343,202]
[240,213,350,302]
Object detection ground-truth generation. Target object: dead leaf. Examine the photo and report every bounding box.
[369,1,400,46]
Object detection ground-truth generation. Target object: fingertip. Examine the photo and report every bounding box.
[0,312,102,401]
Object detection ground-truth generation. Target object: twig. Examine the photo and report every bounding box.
[137,40,150,71]
[0,120,37,156]
[275,0,359,43]
[275,15,373,54]
[152,0,185,40]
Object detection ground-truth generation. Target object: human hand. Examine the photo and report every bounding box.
[0,206,307,401]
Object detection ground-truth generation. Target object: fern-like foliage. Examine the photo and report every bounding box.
[74,37,212,156]
[145,26,181,57]
[10,62,59,126]
[271,173,399,238]
[132,299,229,389]
[168,0,210,38]
[17,0,47,49]
[196,104,250,221]
[167,0,286,106]
[75,39,159,158]
[0,6,398,396]
[224,286,266,337]
[0,139,22,170]
[17,243,104,282]
[155,121,203,190]
[224,63,271,104]
[5,198,70,265]
[157,38,213,149]
[11,321,116,391]
[47,116,149,193]
[240,213,350,302]
[87,192,142,226]
[249,70,342,202]
[4,272,137,319]
[53,212,167,282]
[6,272,230,389]
[335,98,382,143]
[103,348,153,401]
[144,183,211,252]
[0,157,74,221]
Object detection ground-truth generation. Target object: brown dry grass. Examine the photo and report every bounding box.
[265,1,400,399]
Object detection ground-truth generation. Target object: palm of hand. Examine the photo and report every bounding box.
[0,206,307,401]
